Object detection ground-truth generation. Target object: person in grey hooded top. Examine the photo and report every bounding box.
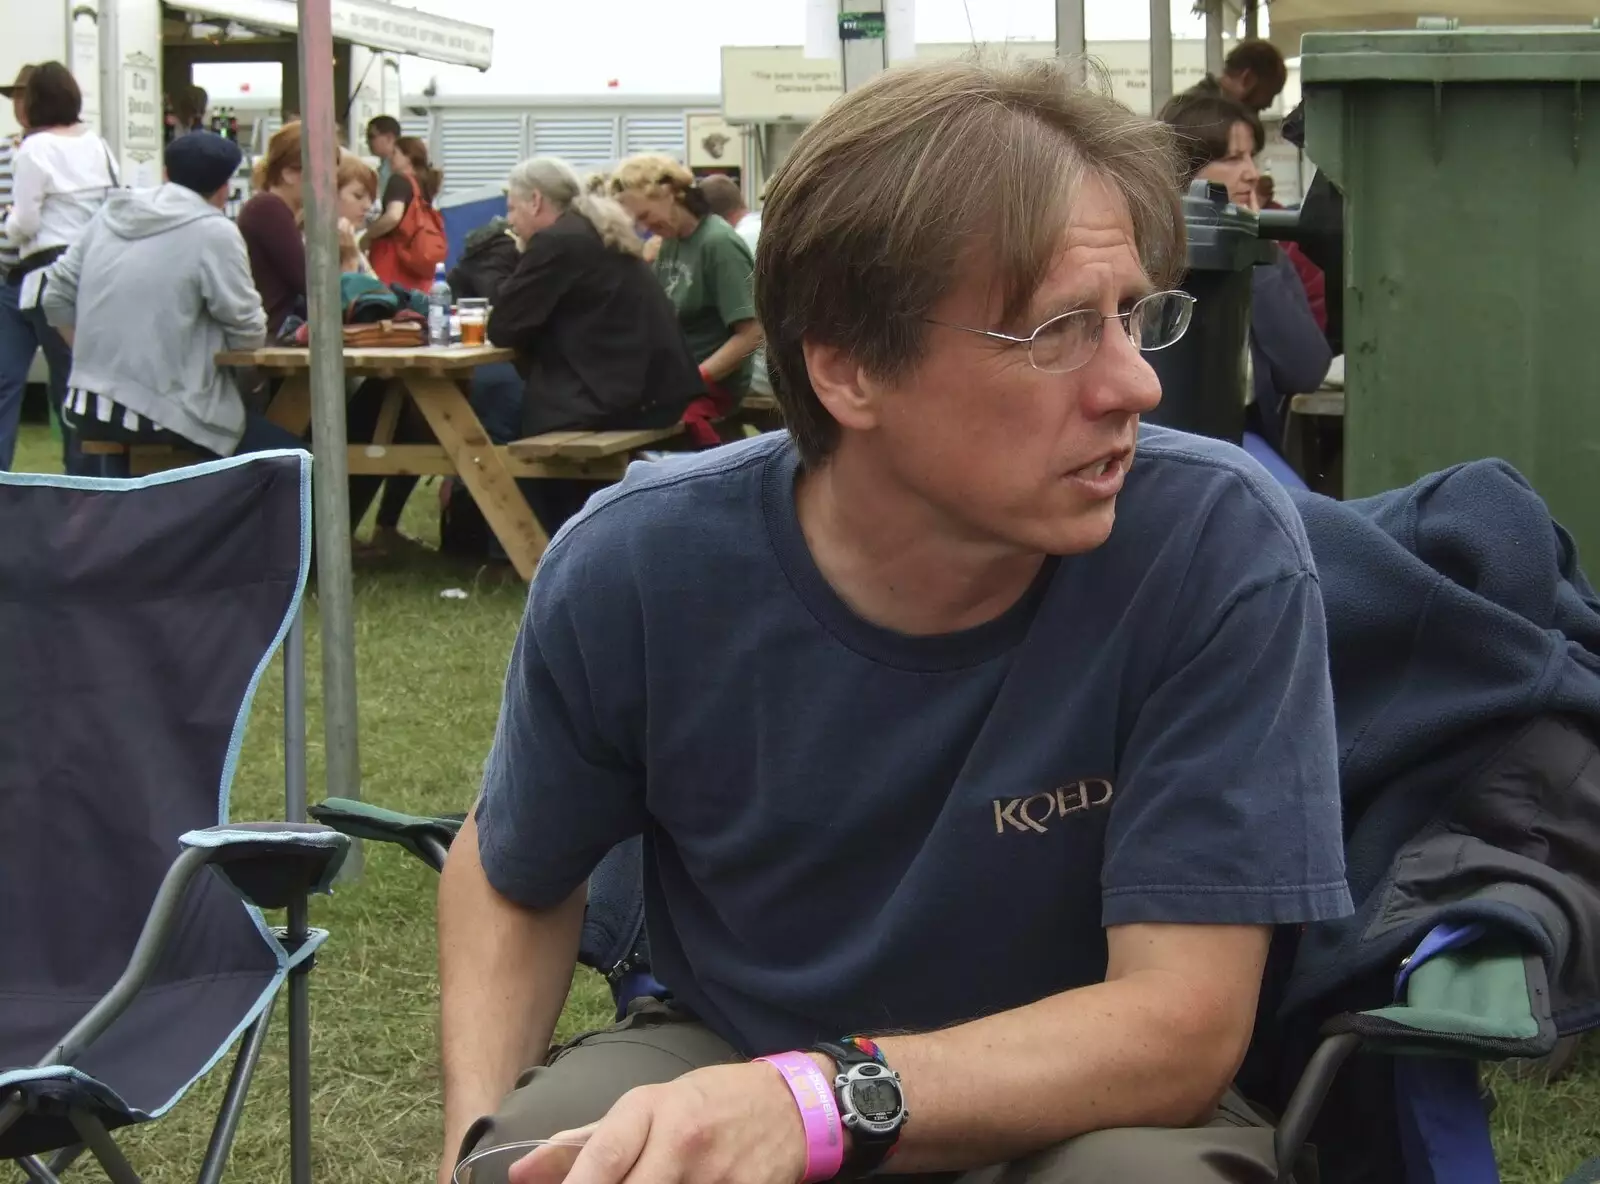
[42,131,295,461]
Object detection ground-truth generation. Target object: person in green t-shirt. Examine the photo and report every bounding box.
[611,155,763,407]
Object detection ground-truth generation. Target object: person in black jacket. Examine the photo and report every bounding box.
[489,156,704,535]
[449,216,519,303]
[449,216,525,450]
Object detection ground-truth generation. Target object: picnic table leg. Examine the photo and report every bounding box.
[266,373,314,435]
[402,376,549,579]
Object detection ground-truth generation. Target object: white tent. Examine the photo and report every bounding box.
[1267,0,1600,55]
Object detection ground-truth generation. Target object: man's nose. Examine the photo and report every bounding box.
[1078,321,1163,418]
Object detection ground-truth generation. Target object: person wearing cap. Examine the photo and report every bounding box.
[41,132,299,472]
[0,63,38,469]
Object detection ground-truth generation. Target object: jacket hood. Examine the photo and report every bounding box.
[99,184,225,240]
[461,217,513,257]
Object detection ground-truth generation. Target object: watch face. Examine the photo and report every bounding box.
[850,1078,901,1124]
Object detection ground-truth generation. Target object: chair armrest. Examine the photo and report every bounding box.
[308,797,462,872]
[1272,924,1556,1181]
[22,827,342,1077]
[179,822,350,910]
[1322,936,1553,1060]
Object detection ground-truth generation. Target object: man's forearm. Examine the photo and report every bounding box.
[438,811,585,1159]
[875,968,1255,1172]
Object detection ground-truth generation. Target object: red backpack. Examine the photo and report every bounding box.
[375,175,447,289]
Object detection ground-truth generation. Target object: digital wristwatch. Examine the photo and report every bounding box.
[810,1036,908,1177]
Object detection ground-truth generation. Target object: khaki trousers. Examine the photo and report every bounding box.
[459,1003,1291,1184]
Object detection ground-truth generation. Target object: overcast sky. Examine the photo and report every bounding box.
[395,0,1219,97]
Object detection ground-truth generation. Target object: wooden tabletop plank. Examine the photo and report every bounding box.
[1290,391,1346,418]
[555,427,683,458]
[217,344,514,372]
[504,431,593,459]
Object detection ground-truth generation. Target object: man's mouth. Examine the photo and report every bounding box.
[1065,448,1133,497]
[1074,457,1116,479]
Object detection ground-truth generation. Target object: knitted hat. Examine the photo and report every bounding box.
[165,131,242,197]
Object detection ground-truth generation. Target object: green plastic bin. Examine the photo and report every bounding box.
[1302,24,1600,565]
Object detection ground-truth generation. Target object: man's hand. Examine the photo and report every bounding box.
[508,1061,811,1184]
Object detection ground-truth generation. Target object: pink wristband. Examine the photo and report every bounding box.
[757,1051,845,1183]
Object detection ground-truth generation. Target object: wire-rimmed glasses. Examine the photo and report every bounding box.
[925,289,1197,375]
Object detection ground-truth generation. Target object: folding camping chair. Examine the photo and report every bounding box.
[0,451,350,1184]
[1258,713,1600,1184]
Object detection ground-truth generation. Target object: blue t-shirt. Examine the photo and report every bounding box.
[478,427,1352,1056]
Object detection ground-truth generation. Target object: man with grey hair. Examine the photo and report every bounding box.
[440,57,1348,1184]
[485,155,702,534]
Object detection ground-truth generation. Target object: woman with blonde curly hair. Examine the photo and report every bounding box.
[610,153,761,442]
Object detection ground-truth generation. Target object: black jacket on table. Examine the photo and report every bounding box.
[449,217,519,303]
[486,210,704,436]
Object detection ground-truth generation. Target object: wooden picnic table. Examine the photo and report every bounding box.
[214,344,683,580]
[1289,390,1344,418]
[217,344,554,578]
[1285,374,1345,499]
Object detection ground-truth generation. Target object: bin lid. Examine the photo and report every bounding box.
[1302,23,1600,84]
[1180,181,1273,271]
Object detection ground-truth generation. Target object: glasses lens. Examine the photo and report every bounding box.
[1029,310,1101,374]
[1129,291,1195,353]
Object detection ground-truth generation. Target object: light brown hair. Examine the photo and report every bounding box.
[252,120,303,192]
[395,135,442,203]
[610,153,711,219]
[699,173,745,222]
[336,150,379,203]
[757,55,1187,467]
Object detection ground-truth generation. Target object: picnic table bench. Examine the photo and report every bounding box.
[97,345,682,580]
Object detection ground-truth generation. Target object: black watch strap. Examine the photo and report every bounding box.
[811,1038,904,1177]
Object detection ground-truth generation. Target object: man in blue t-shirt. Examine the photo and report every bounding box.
[439,57,1350,1184]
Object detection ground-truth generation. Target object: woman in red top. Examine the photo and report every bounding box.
[235,122,307,334]
[364,136,443,290]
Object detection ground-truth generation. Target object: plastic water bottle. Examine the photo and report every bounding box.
[427,264,452,348]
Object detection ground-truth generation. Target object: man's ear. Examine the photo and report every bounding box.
[801,337,881,434]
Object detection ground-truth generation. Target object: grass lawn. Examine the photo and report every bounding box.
[9,420,1598,1182]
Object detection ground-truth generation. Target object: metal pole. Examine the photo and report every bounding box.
[284,606,315,1184]
[297,0,362,867]
[287,893,312,1184]
[840,0,887,94]
[1244,0,1260,40]
[1204,0,1226,80]
[1149,0,1174,113]
[284,607,308,823]
[1056,0,1087,86]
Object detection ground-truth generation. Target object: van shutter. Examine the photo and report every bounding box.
[529,117,618,170]
[621,114,684,160]
[436,113,525,195]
